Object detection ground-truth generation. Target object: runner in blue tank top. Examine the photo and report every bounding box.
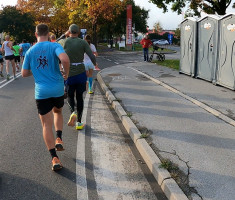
[22,24,70,171]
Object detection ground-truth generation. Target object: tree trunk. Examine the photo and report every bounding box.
[92,23,97,48]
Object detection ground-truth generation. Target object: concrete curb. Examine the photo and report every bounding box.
[128,67,235,128]
[97,72,189,200]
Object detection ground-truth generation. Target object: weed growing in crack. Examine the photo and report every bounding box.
[159,159,179,171]
[140,133,149,138]
[127,112,132,117]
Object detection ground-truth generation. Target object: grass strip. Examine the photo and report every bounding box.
[153,59,180,70]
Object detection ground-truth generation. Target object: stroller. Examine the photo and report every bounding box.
[149,44,165,62]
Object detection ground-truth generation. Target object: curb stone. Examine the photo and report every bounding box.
[97,72,189,200]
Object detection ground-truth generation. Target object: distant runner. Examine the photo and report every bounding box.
[1,35,16,80]
[19,39,31,63]
[84,34,98,94]
[21,24,70,171]
[58,24,96,130]
[0,43,4,77]
[13,42,21,72]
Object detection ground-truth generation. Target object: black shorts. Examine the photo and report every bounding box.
[15,56,20,63]
[5,55,15,60]
[0,58,3,63]
[36,95,64,115]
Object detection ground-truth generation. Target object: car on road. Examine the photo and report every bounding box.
[153,39,169,45]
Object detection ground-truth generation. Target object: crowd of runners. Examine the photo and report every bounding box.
[2,23,98,171]
[0,37,31,80]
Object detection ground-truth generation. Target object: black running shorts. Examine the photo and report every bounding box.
[5,55,15,60]
[14,56,20,63]
[0,58,3,63]
[36,95,64,115]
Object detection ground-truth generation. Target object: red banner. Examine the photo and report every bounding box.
[126,5,132,46]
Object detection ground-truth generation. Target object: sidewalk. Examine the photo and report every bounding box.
[97,61,235,200]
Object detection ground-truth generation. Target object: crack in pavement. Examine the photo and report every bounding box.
[156,149,204,200]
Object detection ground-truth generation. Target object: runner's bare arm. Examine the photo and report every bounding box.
[21,69,32,77]
[58,53,70,80]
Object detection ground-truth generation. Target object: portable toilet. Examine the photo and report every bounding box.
[196,15,220,82]
[180,17,197,77]
[216,14,235,90]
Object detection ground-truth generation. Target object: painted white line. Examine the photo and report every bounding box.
[0,79,6,84]
[0,73,21,89]
[114,62,119,65]
[76,93,90,200]
[106,59,112,61]
[128,67,235,128]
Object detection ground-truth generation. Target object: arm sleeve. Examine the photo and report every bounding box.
[22,52,31,70]
[85,42,96,65]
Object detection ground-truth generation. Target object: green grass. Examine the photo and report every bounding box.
[153,59,180,70]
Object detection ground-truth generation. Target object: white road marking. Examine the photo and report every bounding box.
[0,79,6,84]
[114,62,119,65]
[76,93,90,200]
[0,72,21,89]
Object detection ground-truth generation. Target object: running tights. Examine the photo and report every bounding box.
[67,84,85,123]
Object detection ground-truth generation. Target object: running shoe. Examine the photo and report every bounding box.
[76,122,85,130]
[6,74,10,81]
[52,157,63,171]
[0,72,3,77]
[67,112,77,127]
[13,75,16,80]
[55,137,64,151]
[88,90,94,94]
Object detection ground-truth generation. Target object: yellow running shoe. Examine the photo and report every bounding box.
[76,122,85,130]
[67,112,77,127]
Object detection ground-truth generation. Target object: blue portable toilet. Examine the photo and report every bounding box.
[216,14,235,90]
[196,15,220,82]
[180,17,197,77]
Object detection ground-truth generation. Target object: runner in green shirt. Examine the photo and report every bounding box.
[13,42,21,72]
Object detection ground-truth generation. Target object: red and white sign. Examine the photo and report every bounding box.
[126,5,132,46]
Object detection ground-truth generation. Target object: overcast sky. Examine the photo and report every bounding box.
[1,0,235,30]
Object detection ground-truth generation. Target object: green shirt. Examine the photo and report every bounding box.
[13,45,21,56]
[58,37,96,77]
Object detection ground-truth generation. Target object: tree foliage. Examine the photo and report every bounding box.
[5,0,149,45]
[149,0,234,16]
[153,21,163,33]
[0,6,35,42]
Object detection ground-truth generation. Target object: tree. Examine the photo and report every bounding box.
[149,0,234,16]
[17,0,54,24]
[82,0,125,46]
[153,21,163,33]
[99,0,149,41]
[0,6,35,42]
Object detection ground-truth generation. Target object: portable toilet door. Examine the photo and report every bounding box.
[180,17,197,77]
[216,14,235,90]
[196,15,220,82]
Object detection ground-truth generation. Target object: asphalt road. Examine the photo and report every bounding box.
[0,50,167,200]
